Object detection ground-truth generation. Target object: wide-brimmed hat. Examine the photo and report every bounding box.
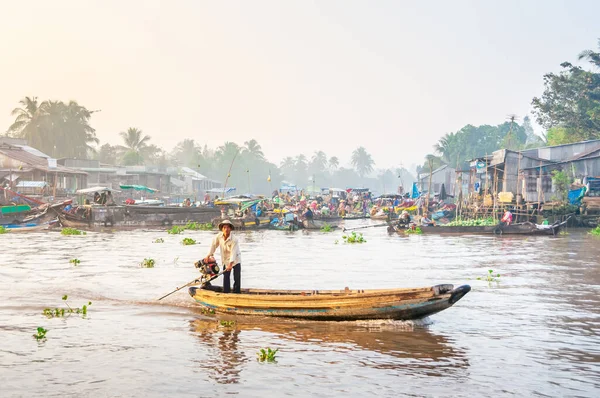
[218,219,235,230]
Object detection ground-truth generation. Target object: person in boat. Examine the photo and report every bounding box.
[501,209,513,226]
[397,210,411,227]
[204,220,242,294]
[303,206,314,221]
[93,192,101,204]
[99,191,107,205]
[420,213,435,226]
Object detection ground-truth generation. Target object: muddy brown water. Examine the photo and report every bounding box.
[1,221,598,397]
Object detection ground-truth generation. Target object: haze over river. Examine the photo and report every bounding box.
[1,220,599,397]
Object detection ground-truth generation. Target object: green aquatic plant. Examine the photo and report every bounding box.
[43,295,92,318]
[185,222,214,231]
[334,239,339,244]
[0,225,8,234]
[167,225,185,234]
[476,269,500,282]
[141,258,155,268]
[589,226,600,236]
[320,223,333,232]
[69,258,81,266]
[257,347,279,362]
[405,227,423,234]
[342,231,366,244]
[153,238,164,243]
[33,327,47,341]
[444,217,496,227]
[200,307,216,315]
[181,237,197,245]
[219,320,236,327]
[61,228,86,236]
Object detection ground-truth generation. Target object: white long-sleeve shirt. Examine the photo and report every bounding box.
[206,232,241,266]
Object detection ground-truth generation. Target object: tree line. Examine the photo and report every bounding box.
[419,39,600,174]
[3,104,413,194]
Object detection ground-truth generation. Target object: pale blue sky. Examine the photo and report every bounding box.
[0,0,598,171]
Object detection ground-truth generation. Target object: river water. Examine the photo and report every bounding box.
[1,220,599,397]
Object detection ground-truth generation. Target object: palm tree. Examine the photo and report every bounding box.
[243,139,264,159]
[59,101,98,158]
[8,96,43,147]
[578,38,600,68]
[119,127,151,165]
[309,151,327,174]
[351,146,375,178]
[328,156,339,171]
[171,139,201,167]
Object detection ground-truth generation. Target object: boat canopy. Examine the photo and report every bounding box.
[119,184,158,193]
[15,181,48,188]
[76,186,120,194]
[206,187,235,195]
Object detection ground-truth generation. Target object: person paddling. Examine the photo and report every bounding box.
[204,220,242,294]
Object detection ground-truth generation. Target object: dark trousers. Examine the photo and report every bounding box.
[223,263,241,293]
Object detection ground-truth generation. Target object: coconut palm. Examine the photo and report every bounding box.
[8,96,44,148]
[59,101,99,158]
[351,146,375,178]
[328,156,339,171]
[578,38,600,68]
[119,127,151,165]
[309,151,327,175]
[243,139,264,160]
[171,139,202,167]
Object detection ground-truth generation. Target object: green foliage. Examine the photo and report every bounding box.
[61,228,86,236]
[167,226,185,234]
[33,327,47,341]
[141,258,155,268]
[589,226,600,236]
[320,223,333,232]
[341,231,367,244]
[181,237,197,245]
[0,226,7,234]
[200,307,216,315]
[257,347,279,362]
[219,320,236,327]
[445,217,496,226]
[405,227,423,234]
[351,146,375,177]
[542,203,579,216]
[69,258,81,266]
[532,47,600,142]
[476,269,501,282]
[551,170,572,203]
[334,239,339,244]
[43,296,92,318]
[153,238,164,243]
[184,222,213,230]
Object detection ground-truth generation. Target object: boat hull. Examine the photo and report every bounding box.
[406,220,568,235]
[189,284,470,321]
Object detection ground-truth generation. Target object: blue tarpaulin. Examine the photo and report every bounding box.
[411,182,420,199]
[568,187,586,205]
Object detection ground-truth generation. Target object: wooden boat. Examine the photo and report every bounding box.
[342,214,370,220]
[188,284,470,321]
[57,213,92,228]
[390,219,568,236]
[302,219,339,230]
[211,216,271,230]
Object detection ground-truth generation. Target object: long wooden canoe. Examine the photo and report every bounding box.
[188,284,470,321]
[390,219,568,236]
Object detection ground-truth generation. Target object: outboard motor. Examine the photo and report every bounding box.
[194,258,220,283]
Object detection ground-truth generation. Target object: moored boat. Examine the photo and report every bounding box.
[390,219,568,236]
[188,284,470,321]
[302,219,339,230]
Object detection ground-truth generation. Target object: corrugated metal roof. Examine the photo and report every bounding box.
[0,144,87,175]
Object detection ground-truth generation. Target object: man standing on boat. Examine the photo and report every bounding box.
[204,220,242,294]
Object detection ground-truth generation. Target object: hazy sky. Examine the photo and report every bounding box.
[1,1,598,171]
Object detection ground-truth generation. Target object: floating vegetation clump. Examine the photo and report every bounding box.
[33,327,47,341]
[219,320,236,327]
[43,295,92,318]
[154,238,164,243]
[476,269,501,282]
[589,226,600,236]
[200,308,215,315]
[342,231,366,244]
[0,226,7,234]
[320,223,333,232]
[444,218,496,227]
[167,226,185,234]
[61,228,86,236]
[185,222,214,230]
[405,227,423,234]
[69,258,81,266]
[182,237,197,245]
[257,348,279,362]
[141,258,155,268]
